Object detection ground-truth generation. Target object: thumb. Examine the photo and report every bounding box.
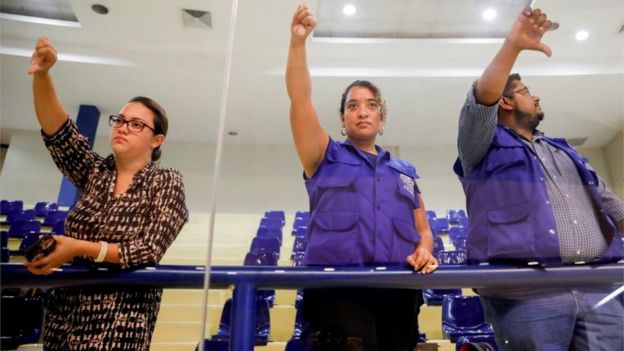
[538,42,552,57]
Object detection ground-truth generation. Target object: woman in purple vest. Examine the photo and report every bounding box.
[286,5,438,350]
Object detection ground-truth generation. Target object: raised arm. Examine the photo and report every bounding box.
[475,8,552,105]
[286,4,329,178]
[29,37,69,136]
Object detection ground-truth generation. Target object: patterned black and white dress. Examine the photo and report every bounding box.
[41,120,188,350]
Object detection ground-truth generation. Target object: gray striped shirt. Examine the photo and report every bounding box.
[457,84,624,263]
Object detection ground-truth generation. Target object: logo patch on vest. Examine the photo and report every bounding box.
[400,174,415,197]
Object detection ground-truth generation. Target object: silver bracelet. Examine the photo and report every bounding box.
[95,241,108,263]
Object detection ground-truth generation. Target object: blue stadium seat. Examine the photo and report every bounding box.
[292,216,310,230]
[244,250,278,266]
[292,212,310,234]
[458,217,469,228]
[256,226,282,244]
[291,252,305,266]
[264,210,285,224]
[426,210,437,221]
[293,226,308,237]
[211,297,271,345]
[2,209,36,225]
[447,209,467,224]
[433,235,445,254]
[33,202,58,217]
[2,219,41,239]
[291,305,306,339]
[243,250,276,307]
[294,211,309,219]
[42,210,69,227]
[294,290,304,310]
[436,250,467,265]
[260,217,284,229]
[250,237,281,256]
[423,288,463,306]
[449,226,468,246]
[453,237,467,251]
[0,294,44,349]
[291,236,307,255]
[456,334,499,351]
[442,296,494,342]
[430,218,450,235]
[0,223,8,263]
[0,200,23,215]
[1,231,7,248]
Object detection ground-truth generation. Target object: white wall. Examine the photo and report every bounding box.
[0,129,63,203]
[0,129,307,213]
[1,128,620,215]
[603,131,623,199]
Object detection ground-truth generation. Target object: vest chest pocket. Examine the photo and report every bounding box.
[485,150,528,176]
[315,174,359,211]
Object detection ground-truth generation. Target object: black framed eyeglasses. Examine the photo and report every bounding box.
[504,86,532,98]
[109,115,155,133]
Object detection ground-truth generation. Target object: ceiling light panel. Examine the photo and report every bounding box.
[314,0,531,39]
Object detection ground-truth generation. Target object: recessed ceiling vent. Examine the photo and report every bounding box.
[567,137,588,147]
[182,8,211,28]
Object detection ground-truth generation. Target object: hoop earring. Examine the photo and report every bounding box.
[379,124,384,136]
[340,125,347,136]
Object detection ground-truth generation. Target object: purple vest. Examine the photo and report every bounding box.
[304,139,421,266]
[454,125,622,266]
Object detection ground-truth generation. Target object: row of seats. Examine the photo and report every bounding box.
[1,200,63,223]
[1,201,65,348]
[200,211,288,349]
[1,210,68,230]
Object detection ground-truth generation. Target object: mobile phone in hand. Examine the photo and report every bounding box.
[24,234,57,261]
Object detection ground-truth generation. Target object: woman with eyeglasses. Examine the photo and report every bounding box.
[25,36,188,351]
[286,5,438,351]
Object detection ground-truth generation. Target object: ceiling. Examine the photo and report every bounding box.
[1,0,623,148]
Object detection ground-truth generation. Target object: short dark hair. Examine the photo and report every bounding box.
[503,73,522,97]
[128,96,168,162]
[339,80,387,121]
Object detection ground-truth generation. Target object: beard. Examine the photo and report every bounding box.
[514,110,544,131]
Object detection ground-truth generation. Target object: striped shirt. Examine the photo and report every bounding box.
[457,83,624,263]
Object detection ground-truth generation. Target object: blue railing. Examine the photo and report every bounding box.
[3,262,623,351]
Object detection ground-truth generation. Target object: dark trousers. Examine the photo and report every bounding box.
[301,288,423,351]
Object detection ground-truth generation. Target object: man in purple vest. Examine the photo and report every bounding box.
[287,4,437,350]
[454,7,624,351]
